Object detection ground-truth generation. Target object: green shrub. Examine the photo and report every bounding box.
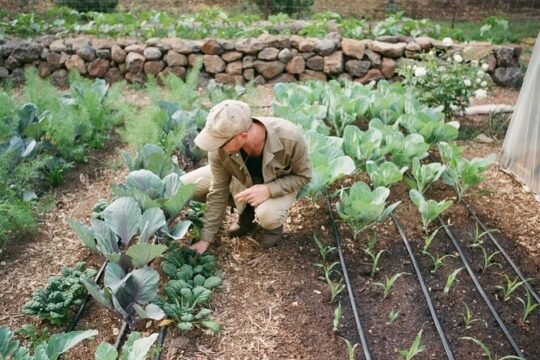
[255,0,314,16]
[55,0,118,12]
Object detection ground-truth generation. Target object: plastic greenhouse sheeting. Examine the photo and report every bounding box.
[501,32,540,202]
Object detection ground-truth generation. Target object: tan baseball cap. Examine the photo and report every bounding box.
[194,100,253,152]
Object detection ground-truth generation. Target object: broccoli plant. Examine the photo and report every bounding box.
[23,262,97,326]
[337,182,401,240]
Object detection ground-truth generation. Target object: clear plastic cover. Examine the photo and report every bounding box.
[500,32,540,201]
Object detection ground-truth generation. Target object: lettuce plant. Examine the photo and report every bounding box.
[438,142,496,200]
[409,189,453,233]
[406,158,446,194]
[23,262,97,325]
[0,325,97,360]
[82,264,165,328]
[366,160,407,188]
[337,182,400,239]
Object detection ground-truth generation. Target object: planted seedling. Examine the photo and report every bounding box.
[399,328,425,360]
[340,337,359,360]
[95,331,159,360]
[479,246,501,273]
[387,308,400,325]
[374,272,408,299]
[426,253,456,273]
[333,302,343,332]
[469,223,499,249]
[462,302,487,330]
[444,267,464,294]
[517,289,539,323]
[366,160,407,188]
[363,237,387,278]
[313,233,336,264]
[461,337,524,360]
[409,189,453,233]
[406,158,446,194]
[496,274,525,302]
[421,226,442,254]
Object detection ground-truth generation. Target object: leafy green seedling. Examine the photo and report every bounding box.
[313,233,336,263]
[340,337,359,360]
[387,308,400,325]
[374,272,408,299]
[422,226,442,254]
[409,189,453,233]
[469,223,499,249]
[95,331,159,360]
[399,328,425,360]
[444,267,464,294]
[461,336,524,360]
[480,246,501,273]
[426,253,456,273]
[517,290,539,323]
[363,238,387,278]
[366,160,406,188]
[407,158,446,194]
[496,274,525,302]
[333,302,343,332]
[462,302,487,330]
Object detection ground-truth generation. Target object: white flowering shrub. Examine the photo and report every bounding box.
[397,53,492,118]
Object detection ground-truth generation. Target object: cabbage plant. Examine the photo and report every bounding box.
[409,189,453,233]
[366,161,407,188]
[337,182,401,239]
[95,332,159,360]
[406,158,446,194]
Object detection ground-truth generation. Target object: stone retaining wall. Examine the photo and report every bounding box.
[0,33,524,88]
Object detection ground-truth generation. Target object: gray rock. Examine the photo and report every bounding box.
[258,47,280,60]
[495,47,518,67]
[476,134,494,143]
[376,35,411,43]
[92,39,114,49]
[77,45,96,62]
[259,34,291,49]
[125,44,145,54]
[40,47,49,60]
[302,52,315,60]
[35,35,57,47]
[356,68,385,84]
[188,54,203,66]
[215,73,244,85]
[298,38,316,52]
[38,61,50,78]
[144,47,162,60]
[105,67,124,83]
[278,48,293,63]
[220,39,236,51]
[201,39,224,55]
[405,42,422,57]
[299,70,327,82]
[126,52,145,73]
[338,73,352,82]
[381,57,397,79]
[364,49,381,67]
[324,51,343,74]
[314,39,337,56]
[291,20,308,33]
[5,55,21,71]
[345,60,370,77]
[13,42,42,63]
[203,55,226,73]
[306,55,324,71]
[96,49,111,59]
[268,73,296,84]
[164,51,187,67]
[253,60,285,80]
[111,45,127,63]
[415,37,433,50]
[125,71,146,84]
[493,67,523,88]
[9,68,25,85]
[369,41,406,58]
[51,69,69,88]
[46,52,63,71]
[87,58,110,77]
[66,37,91,52]
[0,67,9,79]
[160,66,186,80]
[226,60,243,75]
[243,68,255,81]
[236,38,265,54]
[243,56,255,69]
[160,39,199,54]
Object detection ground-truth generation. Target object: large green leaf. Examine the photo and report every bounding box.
[165,220,192,240]
[123,267,160,304]
[126,170,164,198]
[163,183,196,219]
[126,244,167,268]
[104,262,126,291]
[138,208,166,243]
[133,303,165,321]
[66,218,96,250]
[81,277,113,309]
[126,333,159,360]
[95,342,118,360]
[104,197,142,246]
[0,327,19,358]
[46,329,98,359]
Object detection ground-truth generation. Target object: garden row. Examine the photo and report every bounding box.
[0,8,524,45]
[0,32,523,88]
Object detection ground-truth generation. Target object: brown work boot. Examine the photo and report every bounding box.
[260,225,283,248]
[228,206,256,238]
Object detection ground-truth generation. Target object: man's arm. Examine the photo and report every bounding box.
[265,132,312,198]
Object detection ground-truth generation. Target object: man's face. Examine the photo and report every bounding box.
[221,131,248,153]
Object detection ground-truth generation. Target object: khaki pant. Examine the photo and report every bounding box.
[180,165,297,230]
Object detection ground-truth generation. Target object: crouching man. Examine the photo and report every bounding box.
[181,100,312,254]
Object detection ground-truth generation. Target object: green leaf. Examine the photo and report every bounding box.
[95,342,118,360]
[81,277,113,309]
[165,220,192,240]
[126,333,158,360]
[201,320,220,334]
[46,329,98,359]
[178,322,194,331]
[126,244,168,268]
[66,218,96,250]
[163,183,196,219]
[126,170,164,199]
[203,276,222,289]
[138,208,166,243]
[104,197,142,246]
[133,303,165,321]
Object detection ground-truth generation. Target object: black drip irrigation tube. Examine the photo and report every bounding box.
[461,199,540,305]
[324,192,372,360]
[437,216,525,359]
[390,214,455,360]
[67,260,108,332]
[113,321,129,350]
[153,323,168,360]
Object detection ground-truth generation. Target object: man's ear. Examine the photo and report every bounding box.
[239,131,249,142]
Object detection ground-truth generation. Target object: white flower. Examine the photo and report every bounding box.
[428,50,435,56]
[474,89,487,99]
[448,121,460,129]
[481,63,490,71]
[453,54,463,63]
[447,57,452,62]
[476,78,481,84]
[481,80,487,87]
[414,66,427,77]
[471,60,479,67]
[442,37,453,46]
[477,70,484,77]
[464,79,472,87]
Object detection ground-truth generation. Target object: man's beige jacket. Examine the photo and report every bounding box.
[199,117,312,243]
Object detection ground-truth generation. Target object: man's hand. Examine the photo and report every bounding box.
[190,240,210,254]
[234,184,271,207]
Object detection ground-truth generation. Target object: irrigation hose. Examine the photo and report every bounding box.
[153,323,168,360]
[391,214,455,360]
[437,216,525,359]
[114,321,129,350]
[67,260,108,332]
[325,192,372,360]
[461,199,540,305]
